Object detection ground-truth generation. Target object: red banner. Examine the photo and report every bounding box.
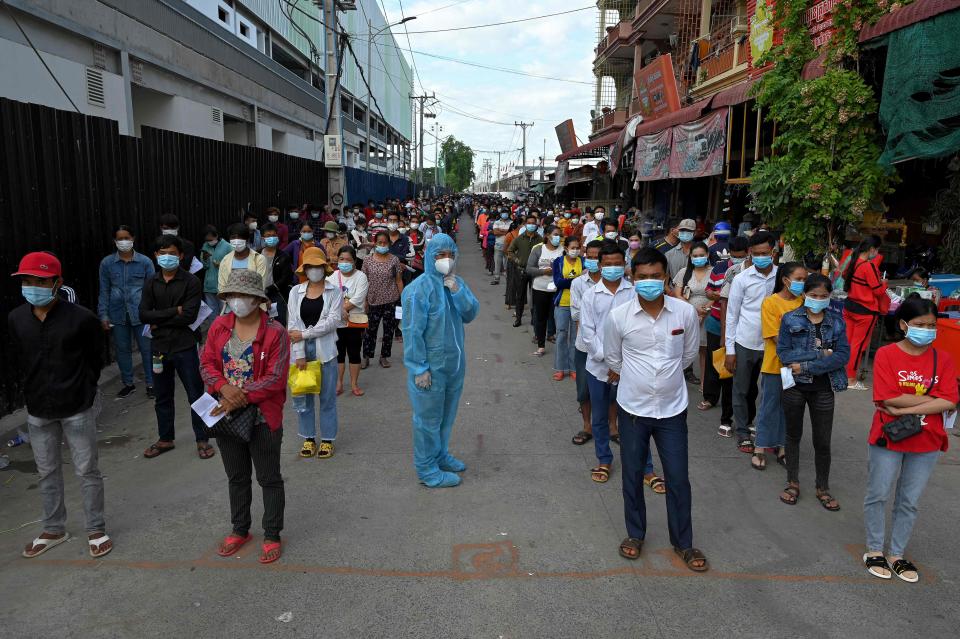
[634,55,681,122]
[668,110,727,179]
[633,129,673,183]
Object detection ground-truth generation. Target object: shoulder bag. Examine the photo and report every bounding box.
[210,403,257,442]
[881,349,937,443]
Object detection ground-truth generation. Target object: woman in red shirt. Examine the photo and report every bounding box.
[841,236,888,390]
[864,295,958,583]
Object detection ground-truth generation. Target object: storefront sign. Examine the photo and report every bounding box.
[633,129,673,183]
[668,110,727,179]
[555,120,577,154]
[555,160,569,189]
[634,55,681,122]
[805,0,840,49]
[750,0,775,62]
[323,135,343,167]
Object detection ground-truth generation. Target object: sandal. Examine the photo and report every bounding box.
[22,532,70,558]
[197,442,216,460]
[317,441,335,459]
[552,372,565,381]
[143,441,175,458]
[751,452,766,471]
[717,424,733,438]
[697,400,713,411]
[259,540,282,564]
[644,475,666,495]
[618,537,643,560]
[217,533,252,557]
[863,552,892,580]
[336,387,344,396]
[299,440,317,458]
[776,452,787,467]
[532,349,545,357]
[674,546,709,572]
[88,533,113,558]
[779,483,800,505]
[891,558,919,583]
[571,431,593,446]
[379,357,391,368]
[351,387,365,397]
[816,490,840,511]
[737,439,755,454]
[361,357,370,370]
[590,465,611,483]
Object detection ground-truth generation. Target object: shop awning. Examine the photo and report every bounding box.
[633,98,711,137]
[860,0,960,42]
[709,80,758,108]
[555,129,621,162]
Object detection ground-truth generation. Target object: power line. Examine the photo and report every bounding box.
[412,0,480,17]
[432,90,548,121]
[397,5,594,34]
[396,0,426,94]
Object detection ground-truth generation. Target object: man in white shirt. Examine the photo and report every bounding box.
[724,232,777,452]
[666,218,697,280]
[581,206,604,243]
[570,240,603,445]
[490,210,512,285]
[604,247,707,572]
[579,242,657,486]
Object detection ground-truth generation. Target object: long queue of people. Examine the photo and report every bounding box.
[7,196,469,564]
[472,199,957,582]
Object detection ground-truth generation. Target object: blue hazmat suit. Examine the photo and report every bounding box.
[401,233,480,487]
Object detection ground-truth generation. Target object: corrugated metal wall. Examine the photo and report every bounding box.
[343,165,419,205]
[0,98,326,417]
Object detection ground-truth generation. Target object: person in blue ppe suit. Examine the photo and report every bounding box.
[401,233,480,488]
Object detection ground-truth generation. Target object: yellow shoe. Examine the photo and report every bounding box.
[299,440,316,458]
[317,441,334,459]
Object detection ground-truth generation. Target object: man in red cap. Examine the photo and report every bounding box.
[7,252,112,559]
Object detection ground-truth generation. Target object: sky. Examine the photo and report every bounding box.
[378,0,597,180]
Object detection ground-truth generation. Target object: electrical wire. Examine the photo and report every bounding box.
[397,5,594,34]
[396,0,427,94]
[414,0,480,17]
[432,90,547,121]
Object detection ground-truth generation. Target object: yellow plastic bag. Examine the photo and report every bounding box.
[289,361,322,396]
[712,347,733,380]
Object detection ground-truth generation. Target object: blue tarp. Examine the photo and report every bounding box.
[343,166,420,204]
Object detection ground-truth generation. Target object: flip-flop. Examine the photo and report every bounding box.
[22,532,71,558]
[197,442,216,460]
[697,401,713,411]
[571,431,593,445]
[351,387,365,396]
[143,442,175,459]
[644,475,666,494]
[88,533,113,558]
[259,540,282,564]
[217,533,253,557]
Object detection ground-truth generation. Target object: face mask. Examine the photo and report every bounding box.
[300,232,314,242]
[594,212,604,220]
[788,280,805,296]
[305,267,325,282]
[501,213,509,220]
[692,256,709,268]
[157,254,180,270]
[550,235,561,247]
[584,258,600,273]
[264,236,279,248]
[525,224,537,233]
[116,240,134,253]
[338,262,354,274]
[601,265,625,282]
[752,255,773,269]
[564,213,571,219]
[375,213,383,219]
[227,297,257,318]
[435,257,454,276]
[804,297,829,313]
[905,326,936,347]
[678,231,694,243]
[634,279,665,301]
[21,285,56,307]
[230,239,247,252]
[268,215,279,223]
[568,249,581,258]
[731,256,746,265]
[161,228,178,237]
[604,232,618,241]
[387,223,399,232]
[206,240,218,248]
[375,245,390,255]
[311,213,320,219]
[325,232,336,239]
[628,241,641,251]
[248,222,258,230]
[289,212,299,220]
[398,227,408,234]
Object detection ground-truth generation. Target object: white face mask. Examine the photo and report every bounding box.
[248,222,258,230]
[227,297,258,318]
[387,223,399,232]
[325,232,336,239]
[604,231,618,240]
[567,249,581,258]
[305,267,326,282]
[435,257,454,276]
[268,215,279,223]
[594,212,604,220]
[230,239,247,252]
[116,239,134,252]
[161,228,178,236]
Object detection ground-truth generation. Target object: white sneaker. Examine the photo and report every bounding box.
[849,381,871,391]
[718,424,733,438]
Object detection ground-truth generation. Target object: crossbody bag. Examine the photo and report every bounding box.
[880,349,937,444]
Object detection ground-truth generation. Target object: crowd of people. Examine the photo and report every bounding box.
[5,194,956,582]
[470,199,958,581]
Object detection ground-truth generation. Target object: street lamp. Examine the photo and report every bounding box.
[366,16,416,173]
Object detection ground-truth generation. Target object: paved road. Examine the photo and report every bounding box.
[1,237,958,638]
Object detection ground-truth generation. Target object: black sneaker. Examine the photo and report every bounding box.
[117,385,136,399]
[146,386,155,399]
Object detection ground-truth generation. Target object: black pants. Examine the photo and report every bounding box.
[153,346,206,443]
[514,272,530,321]
[531,289,555,348]
[782,386,835,490]
[484,243,494,272]
[363,302,398,359]
[703,331,733,425]
[217,424,284,541]
[337,326,363,364]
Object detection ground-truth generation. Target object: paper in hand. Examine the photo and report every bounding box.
[189,302,213,331]
[780,366,796,390]
[189,256,203,274]
[191,393,224,428]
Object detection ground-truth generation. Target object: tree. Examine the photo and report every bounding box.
[440,137,475,192]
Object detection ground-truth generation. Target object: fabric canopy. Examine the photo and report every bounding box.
[555,129,621,162]
[633,98,711,137]
[860,0,960,42]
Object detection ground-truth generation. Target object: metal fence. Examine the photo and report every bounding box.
[0,98,326,417]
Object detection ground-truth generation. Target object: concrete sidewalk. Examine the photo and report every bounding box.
[1,237,958,638]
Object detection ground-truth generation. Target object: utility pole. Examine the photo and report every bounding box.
[410,92,435,189]
[322,0,344,205]
[515,121,533,189]
[541,138,546,182]
[433,124,443,190]
[496,151,501,192]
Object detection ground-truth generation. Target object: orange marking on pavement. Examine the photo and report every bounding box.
[842,543,936,583]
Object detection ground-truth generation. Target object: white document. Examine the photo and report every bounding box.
[189,256,203,274]
[189,302,213,331]
[780,366,796,390]
[395,305,403,320]
[191,393,224,428]
[945,410,957,430]
[142,325,152,338]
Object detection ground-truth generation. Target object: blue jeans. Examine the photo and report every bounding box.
[864,445,940,557]
[619,408,693,549]
[553,306,575,373]
[293,339,339,441]
[754,372,785,448]
[152,346,206,442]
[112,323,153,387]
[585,372,653,472]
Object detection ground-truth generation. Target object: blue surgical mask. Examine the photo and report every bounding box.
[752,255,773,269]
[375,245,390,255]
[525,224,538,233]
[375,212,383,218]
[678,231,694,243]
[731,257,746,265]
[21,285,56,307]
[338,262,354,274]
[264,236,279,248]
[550,235,561,247]
[905,326,937,347]
[804,297,830,313]
[601,265,625,282]
[634,279,664,301]
[157,254,180,271]
[691,256,709,268]
[564,213,571,219]
[300,232,314,242]
[788,280,805,296]
[501,213,509,219]
[584,258,600,273]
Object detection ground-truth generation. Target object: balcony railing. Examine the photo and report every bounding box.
[692,20,750,90]
[591,107,628,135]
[594,21,633,59]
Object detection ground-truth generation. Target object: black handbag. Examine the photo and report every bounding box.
[210,403,258,442]
[881,350,936,444]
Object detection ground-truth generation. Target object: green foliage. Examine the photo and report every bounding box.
[440,137,475,192]
[749,0,897,257]
[827,0,916,63]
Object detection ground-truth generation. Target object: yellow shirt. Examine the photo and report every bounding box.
[760,293,803,374]
[559,257,583,306]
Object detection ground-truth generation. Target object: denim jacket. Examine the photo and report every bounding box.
[777,306,849,392]
[98,252,156,325]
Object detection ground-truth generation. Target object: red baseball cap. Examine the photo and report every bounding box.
[11,252,62,278]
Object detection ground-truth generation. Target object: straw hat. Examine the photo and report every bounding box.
[296,246,332,276]
[218,269,270,303]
